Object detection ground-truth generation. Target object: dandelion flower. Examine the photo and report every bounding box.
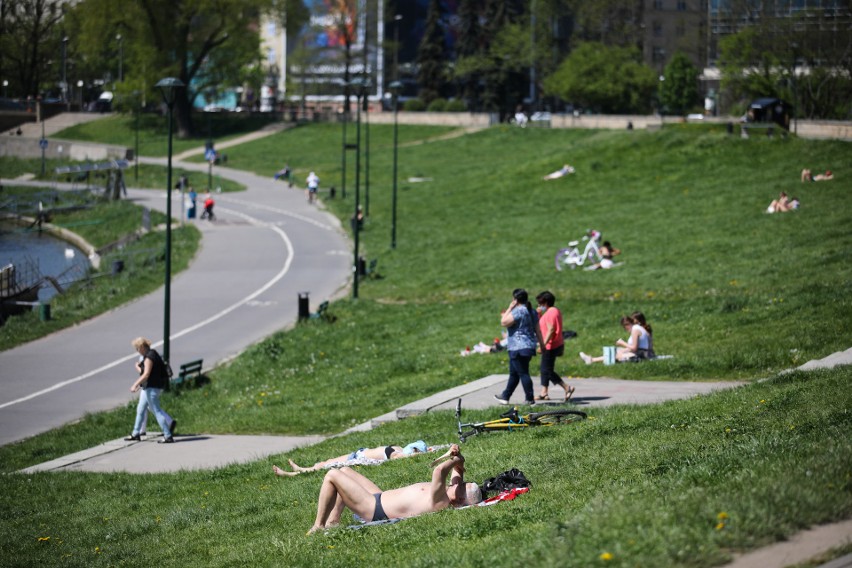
[600,552,614,561]
[717,512,729,520]
[38,537,50,542]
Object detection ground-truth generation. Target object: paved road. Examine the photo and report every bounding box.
[0,160,352,446]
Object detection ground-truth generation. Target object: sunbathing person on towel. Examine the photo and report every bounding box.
[273,441,433,477]
[307,444,481,534]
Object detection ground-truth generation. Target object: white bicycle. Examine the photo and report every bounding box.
[554,232,602,270]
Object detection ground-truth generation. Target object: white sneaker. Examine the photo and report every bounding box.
[579,352,592,365]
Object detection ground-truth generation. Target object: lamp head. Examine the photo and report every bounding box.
[155,77,185,107]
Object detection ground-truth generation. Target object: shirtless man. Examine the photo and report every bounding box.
[307,444,481,534]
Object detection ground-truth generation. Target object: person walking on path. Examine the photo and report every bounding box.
[125,337,176,443]
[494,289,545,406]
[306,171,319,204]
[534,291,574,401]
[133,353,176,438]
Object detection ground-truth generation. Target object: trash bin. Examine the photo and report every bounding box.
[112,259,125,275]
[39,303,51,322]
[358,257,367,277]
[298,292,310,321]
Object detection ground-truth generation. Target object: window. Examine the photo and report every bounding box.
[654,21,663,36]
[654,0,664,9]
[677,0,687,10]
[653,46,666,63]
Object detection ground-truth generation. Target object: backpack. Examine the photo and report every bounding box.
[481,468,531,497]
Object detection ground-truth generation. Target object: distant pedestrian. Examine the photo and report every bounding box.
[133,353,176,437]
[187,187,197,219]
[494,289,544,406]
[200,192,215,220]
[306,171,319,204]
[126,337,176,443]
[274,164,293,187]
[534,291,574,402]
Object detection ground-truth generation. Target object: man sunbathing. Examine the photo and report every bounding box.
[543,164,575,180]
[307,444,481,534]
[273,441,433,477]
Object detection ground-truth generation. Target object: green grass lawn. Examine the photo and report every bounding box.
[1,124,850,566]
[52,113,278,158]
[0,186,200,350]
[0,157,245,193]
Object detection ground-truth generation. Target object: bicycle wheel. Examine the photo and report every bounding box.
[554,249,573,271]
[459,428,480,442]
[528,410,587,425]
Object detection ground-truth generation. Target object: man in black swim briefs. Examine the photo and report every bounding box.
[307,444,481,534]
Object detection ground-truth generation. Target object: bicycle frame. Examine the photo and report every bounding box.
[555,236,602,270]
[456,400,531,442]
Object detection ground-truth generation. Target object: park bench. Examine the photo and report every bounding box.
[741,122,786,139]
[172,358,203,386]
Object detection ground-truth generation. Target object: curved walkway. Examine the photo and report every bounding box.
[0,158,352,446]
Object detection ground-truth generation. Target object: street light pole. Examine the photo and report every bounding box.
[365,91,370,217]
[62,37,69,105]
[155,77,185,366]
[133,90,140,182]
[116,34,123,83]
[352,77,366,300]
[341,86,348,200]
[390,80,401,249]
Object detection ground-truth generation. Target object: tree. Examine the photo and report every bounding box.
[660,51,700,115]
[718,6,852,120]
[0,0,66,99]
[454,0,483,110]
[543,42,656,114]
[416,0,447,105]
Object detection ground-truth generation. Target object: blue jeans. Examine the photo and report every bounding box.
[500,349,535,402]
[133,388,173,438]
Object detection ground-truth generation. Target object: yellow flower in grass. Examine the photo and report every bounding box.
[600,552,614,561]
[715,522,726,530]
[717,512,729,520]
[38,536,50,542]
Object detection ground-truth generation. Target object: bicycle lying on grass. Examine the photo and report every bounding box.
[455,399,587,442]
[555,231,602,270]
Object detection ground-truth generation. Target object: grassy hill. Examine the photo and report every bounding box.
[1,123,849,567]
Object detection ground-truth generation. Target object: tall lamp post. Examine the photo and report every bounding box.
[389,80,401,249]
[340,81,349,199]
[133,89,140,181]
[61,37,69,105]
[155,77,185,365]
[117,34,123,83]
[351,76,368,300]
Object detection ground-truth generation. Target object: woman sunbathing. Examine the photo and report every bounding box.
[273,441,434,477]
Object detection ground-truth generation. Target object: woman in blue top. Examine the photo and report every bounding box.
[495,289,544,405]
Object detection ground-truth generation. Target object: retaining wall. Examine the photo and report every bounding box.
[0,136,128,161]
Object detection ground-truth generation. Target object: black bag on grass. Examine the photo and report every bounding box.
[482,468,530,497]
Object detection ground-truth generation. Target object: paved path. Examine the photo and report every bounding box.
[0,159,352,446]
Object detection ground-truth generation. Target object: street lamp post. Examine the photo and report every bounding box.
[62,37,69,105]
[364,89,370,217]
[155,77,185,366]
[341,83,348,200]
[117,34,123,83]
[2,80,8,98]
[133,90,140,181]
[76,80,83,111]
[351,77,368,300]
[389,80,401,249]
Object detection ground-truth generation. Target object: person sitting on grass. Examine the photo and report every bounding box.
[272,441,434,477]
[580,312,655,364]
[307,444,481,534]
[767,192,798,213]
[585,240,621,270]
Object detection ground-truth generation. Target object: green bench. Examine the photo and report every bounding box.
[172,358,203,386]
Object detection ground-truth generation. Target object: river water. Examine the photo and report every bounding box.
[0,222,90,302]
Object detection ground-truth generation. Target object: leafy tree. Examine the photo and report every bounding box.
[416,0,447,105]
[660,51,700,115]
[543,42,656,114]
[566,0,643,48]
[718,7,852,120]
[0,0,66,99]
[454,0,483,110]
